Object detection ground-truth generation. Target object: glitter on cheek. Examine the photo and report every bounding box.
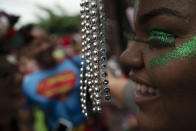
[150,36,196,68]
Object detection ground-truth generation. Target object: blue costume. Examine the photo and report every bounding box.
[22,56,85,130]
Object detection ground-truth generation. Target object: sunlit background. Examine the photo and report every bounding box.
[0,0,81,27]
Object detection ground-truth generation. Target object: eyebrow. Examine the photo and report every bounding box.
[139,8,186,24]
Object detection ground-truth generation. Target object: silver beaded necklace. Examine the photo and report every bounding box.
[80,0,111,118]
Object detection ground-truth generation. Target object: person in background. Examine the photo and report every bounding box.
[21,39,86,131]
[0,11,25,131]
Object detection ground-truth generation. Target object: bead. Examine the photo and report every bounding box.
[97,107,102,113]
[93,65,98,70]
[93,107,96,112]
[83,99,86,103]
[103,79,109,85]
[80,8,85,13]
[94,79,99,84]
[80,80,83,85]
[101,64,107,69]
[84,47,88,51]
[95,94,100,99]
[105,94,111,101]
[91,10,97,16]
[93,50,98,55]
[81,21,86,26]
[86,66,90,71]
[95,87,100,92]
[101,56,106,63]
[84,86,87,90]
[93,57,98,63]
[86,37,91,42]
[92,26,98,32]
[86,30,91,35]
[80,86,83,90]
[80,2,84,6]
[92,18,97,24]
[91,2,97,8]
[85,7,89,12]
[99,5,104,11]
[88,88,92,93]
[104,87,110,93]
[84,0,89,4]
[89,57,92,61]
[101,48,106,54]
[93,42,98,46]
[102,72,108,77]
[81,42,85,46]
[86,23,91,28]
[84,80,87,84]
[100,14,104,20]
[100,23,103,28]
[86,15,90,20]
[94,72,98,77]
[81,15,85,20]
[87,44,91,49]
[86,52,90,57]
[85,113,88,117]
[80,74,83,78]
[81,98,84,102]
[82,110,85,114]
[90,95,93,99]
[86,59,90,64]
[83,93,87,97]
[81,28,86,33]
[88,81,92,85]
[93,34,98,40]
[96,100,101,105]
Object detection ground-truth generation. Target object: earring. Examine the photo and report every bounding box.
[80,0,111,118]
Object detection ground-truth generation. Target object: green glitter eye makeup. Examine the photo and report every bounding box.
[150,36,196,68]
[147,29,175,48]
[124,29,176,48]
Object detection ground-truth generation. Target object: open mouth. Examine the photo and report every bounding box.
[132,81,160,105]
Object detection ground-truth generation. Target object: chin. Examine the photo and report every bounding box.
[136,103,170,131]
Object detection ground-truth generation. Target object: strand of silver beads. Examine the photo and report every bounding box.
[80,0,111,118]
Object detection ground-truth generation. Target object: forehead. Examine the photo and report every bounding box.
[136,0,196,13]
[134,0,196,35]
[135,0,196,21]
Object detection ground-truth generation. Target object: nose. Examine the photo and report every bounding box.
[120,41,145,69]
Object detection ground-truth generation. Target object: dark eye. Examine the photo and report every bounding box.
[146,29,175,48]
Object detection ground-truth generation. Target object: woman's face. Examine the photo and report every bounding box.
[120,0,196,131]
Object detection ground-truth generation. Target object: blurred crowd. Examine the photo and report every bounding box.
[0,0,136,130]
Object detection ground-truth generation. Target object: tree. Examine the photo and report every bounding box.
[36,5,80,35]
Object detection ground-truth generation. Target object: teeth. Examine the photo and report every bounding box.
[148,87,155,94]
[133,81,159,95]
[141,85,148,94]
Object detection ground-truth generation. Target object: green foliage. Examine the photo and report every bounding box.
[36,5,80,35]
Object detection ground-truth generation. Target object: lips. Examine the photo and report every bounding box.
[132,80,160,105]
[129,72,160,106]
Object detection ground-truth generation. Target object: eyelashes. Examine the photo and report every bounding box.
[146,29,175,48]
[125,29,176,48]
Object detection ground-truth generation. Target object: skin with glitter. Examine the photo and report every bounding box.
[147,29,175,48]
[150,36,196,68]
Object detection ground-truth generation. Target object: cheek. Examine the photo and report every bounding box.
[142,57,196,129]
[146,56,196,111]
